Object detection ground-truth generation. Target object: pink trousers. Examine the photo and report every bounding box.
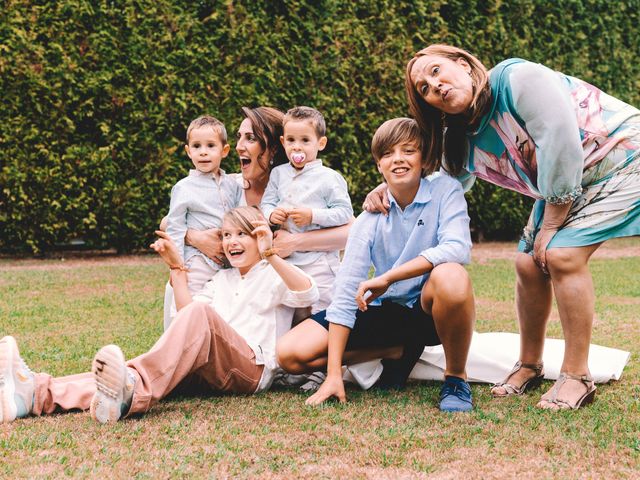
[32,302,264,416]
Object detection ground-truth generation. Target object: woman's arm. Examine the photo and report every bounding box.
[184,228,225,266]
[273,219,353,258]
[150,230,193,310]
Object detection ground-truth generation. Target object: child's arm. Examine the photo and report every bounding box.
[165,182,189,261]
[259,171,285,225]
[304,171,353,228]
[303,213,376,405]
[356,257,433,310]
[306,323,350,405]
[252,220,312,292]
[150,230,193,310]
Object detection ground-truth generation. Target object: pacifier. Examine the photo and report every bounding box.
[291,152,306,164]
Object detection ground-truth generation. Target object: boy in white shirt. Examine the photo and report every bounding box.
[165,116,242,323]
[261,106,353,314]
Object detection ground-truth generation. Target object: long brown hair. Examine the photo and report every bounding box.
[405,44,492,175]
[240,106,287,171]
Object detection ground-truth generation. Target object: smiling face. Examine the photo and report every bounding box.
[376,141,424,194]
[410,55,474,115]
[235,118,271,182]
[185,126,230,175]
[221,218,261,275]
[280,120,327,170]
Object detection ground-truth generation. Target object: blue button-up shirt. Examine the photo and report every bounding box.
[326,174,471,329]
[261,160,353,266]
[166,169,242,268]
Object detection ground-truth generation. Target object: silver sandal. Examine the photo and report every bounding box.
[491,361,545,397]
[537,372,596,410]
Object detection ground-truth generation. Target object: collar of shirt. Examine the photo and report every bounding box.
[284,159,323,176]
[188,168,227,182]
[387,177,432,209]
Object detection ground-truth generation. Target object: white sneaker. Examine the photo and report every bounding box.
[0,336,35,423]
[90,345,134,424]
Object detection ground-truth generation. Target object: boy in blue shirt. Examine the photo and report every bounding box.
[276,118,476,412]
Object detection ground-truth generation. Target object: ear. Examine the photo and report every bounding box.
[280,135,285,146]
[376,161,382,175]
[184,144,191,158]
[317,136,328,151]
[221,143,231,158]
[456,57,471,74]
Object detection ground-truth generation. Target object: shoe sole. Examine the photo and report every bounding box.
[90,345,126,424]
[0,336,18,423]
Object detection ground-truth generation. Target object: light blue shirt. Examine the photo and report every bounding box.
[166,169,242,268]
[326,174,472,329]
[261,160,353,266]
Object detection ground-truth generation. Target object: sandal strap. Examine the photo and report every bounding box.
[541,372,596,409]
[492,360,545,395]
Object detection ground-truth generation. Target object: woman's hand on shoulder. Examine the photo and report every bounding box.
[362,183,390,215]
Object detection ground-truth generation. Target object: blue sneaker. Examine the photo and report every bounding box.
[0,336,35,423]
[439,376,473,412]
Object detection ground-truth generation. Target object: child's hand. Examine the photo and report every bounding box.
[270,207,289,225]
[355,275,391,311]
[251,220,273,255]
[305,373,346,406]
[150,231,184,269]
[289,207,313,227]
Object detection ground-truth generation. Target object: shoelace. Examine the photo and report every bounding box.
[440,381,471,400]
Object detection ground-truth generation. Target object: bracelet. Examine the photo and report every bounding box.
[260,248,277,259]
[169,264,189,272]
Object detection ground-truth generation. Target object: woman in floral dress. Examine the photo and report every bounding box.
[400,44,640,410]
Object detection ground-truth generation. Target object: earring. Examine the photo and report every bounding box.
[269,158,274,166]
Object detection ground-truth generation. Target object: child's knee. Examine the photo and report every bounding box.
[427,263,473,306]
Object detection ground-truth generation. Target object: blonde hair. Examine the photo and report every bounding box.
[186,115,227,144]
[371,118,427,172]
[222,206,265,236]
[405,44,492,175]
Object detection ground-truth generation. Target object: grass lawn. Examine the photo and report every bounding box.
[1,241,638,479]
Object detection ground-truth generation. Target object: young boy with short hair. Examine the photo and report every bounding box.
[261,106,353,313]
[276,117,476,412]
[165,115,242,313]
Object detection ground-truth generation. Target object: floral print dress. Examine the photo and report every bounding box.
[457,58,640,252]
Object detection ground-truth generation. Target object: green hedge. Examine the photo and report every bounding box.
[1,0,639,252]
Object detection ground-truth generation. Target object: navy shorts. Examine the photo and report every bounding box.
[311,299,440,351]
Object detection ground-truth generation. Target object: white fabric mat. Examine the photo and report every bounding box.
[345,332,631,390]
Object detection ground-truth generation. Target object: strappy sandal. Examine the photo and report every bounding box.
[536,372,596,410]
[491,361,545,397]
